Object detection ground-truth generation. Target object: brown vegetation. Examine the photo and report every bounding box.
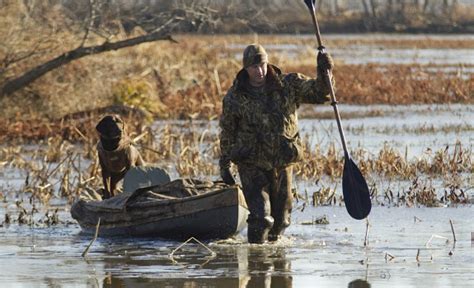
[293,63,471,104]
[1,33,472,123]
[1,126,471,210]
[1,2,472,124]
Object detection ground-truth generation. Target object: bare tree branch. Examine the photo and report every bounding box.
[0,37,56,78]
[1,32,177,96]
[79,0,97,47]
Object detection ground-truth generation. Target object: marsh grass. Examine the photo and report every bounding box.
[1,125,471,226]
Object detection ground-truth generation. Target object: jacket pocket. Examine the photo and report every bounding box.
[275,133,303,167]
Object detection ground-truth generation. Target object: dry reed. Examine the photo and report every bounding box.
[1,122,471,220]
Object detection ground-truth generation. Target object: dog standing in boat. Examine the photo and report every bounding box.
[96,115,145,199]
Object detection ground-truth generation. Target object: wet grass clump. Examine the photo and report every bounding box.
[1,125,471,213]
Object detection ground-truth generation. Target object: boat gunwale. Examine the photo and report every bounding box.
[78,184,242,212]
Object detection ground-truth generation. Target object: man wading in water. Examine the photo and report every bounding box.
[219,44,335,243]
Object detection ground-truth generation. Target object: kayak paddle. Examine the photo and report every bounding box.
[303,0,372,220]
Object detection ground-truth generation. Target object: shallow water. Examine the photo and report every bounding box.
[229,33,474,74]
[299,103,474,159]
[0,206,472,287]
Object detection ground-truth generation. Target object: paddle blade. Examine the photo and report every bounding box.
[342,157,371,220]
[303,0,316,11]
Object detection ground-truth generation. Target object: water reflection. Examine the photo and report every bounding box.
[2,205,473,286]
[348,279,371,288]
[101,246,292,288]
[239,247,292,288]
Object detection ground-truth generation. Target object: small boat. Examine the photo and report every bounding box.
[71,177,249,240]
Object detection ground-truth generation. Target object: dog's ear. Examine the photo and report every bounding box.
[112,115,125,131]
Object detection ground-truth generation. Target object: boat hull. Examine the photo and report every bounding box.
[71,185,248,240]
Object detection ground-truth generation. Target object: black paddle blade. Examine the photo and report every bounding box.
[303,0,316,11]
[342,157,371,220]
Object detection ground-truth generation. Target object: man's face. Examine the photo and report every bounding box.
[245,62,268,87]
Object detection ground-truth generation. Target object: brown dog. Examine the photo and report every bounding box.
[96,115,145,199]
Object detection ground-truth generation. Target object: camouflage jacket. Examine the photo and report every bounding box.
[219,64,331,171]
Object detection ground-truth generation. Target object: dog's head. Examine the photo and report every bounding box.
[96,115,125,151]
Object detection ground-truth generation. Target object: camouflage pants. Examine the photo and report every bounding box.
[238,164,293,243]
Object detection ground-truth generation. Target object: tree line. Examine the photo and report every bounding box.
[52,0,472,33]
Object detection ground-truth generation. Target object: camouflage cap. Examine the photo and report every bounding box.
[242,44,268,68]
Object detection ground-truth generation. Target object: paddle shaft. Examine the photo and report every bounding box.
[304,0,371,220]
[307,5,349,157]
